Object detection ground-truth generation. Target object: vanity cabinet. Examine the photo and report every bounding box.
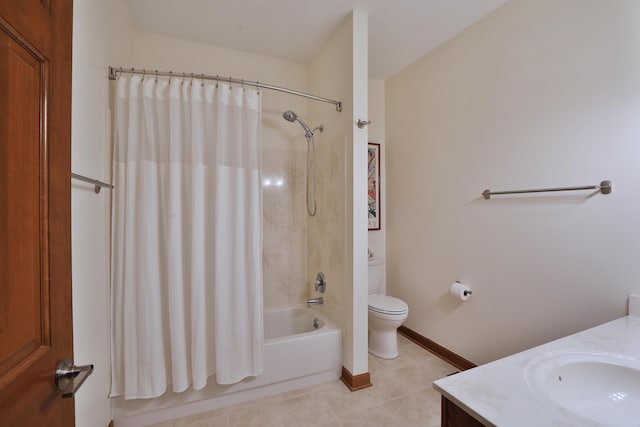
[441,397,486,427]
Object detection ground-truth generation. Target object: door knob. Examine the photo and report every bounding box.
[55,358,94,398]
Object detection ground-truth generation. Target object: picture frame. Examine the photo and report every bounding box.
[368,142,381,230]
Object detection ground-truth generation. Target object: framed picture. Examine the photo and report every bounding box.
[368,143,381,230]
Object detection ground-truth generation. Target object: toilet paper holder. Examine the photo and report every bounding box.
[456,281,472,296]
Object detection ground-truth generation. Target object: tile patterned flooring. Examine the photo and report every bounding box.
[151,334,457,427]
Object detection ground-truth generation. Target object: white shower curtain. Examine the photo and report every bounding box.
[110,76,263,400]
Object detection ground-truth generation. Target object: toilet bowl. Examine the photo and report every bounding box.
[368,294,408,359]
[367,257,409,359]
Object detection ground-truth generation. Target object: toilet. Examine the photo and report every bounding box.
[368,257,409,359]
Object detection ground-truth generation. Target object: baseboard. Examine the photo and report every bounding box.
[398,326,476,371]
[340,366,372,391]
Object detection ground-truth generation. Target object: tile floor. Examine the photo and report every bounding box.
[151,334,457,427]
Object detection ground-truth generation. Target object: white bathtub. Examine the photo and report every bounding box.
[265,306,326,339]
[113,306,342,427]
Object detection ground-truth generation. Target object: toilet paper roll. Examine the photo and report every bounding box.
[450,282,472,301]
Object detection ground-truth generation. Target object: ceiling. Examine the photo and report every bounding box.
[126,0,508,80]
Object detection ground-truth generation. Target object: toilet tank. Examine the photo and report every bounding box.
[368,257,384,295]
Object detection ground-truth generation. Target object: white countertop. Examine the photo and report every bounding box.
[433,315,640,427]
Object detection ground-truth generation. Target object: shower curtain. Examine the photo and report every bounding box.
[110,75,263,399]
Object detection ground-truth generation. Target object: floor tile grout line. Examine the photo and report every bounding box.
[316,389,345,427]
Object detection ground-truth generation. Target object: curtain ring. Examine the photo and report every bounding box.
[255,80,260,94]
[190,72,194,85]
[241,78,245,92]
[215,75,219,88]
[201,73,205,87]
[142,69,146,81]
[169,70,173,83]
[155,70,158,83]
[228,76,232,90]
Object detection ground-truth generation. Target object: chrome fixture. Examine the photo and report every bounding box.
[283,110,323,216]
[55,358,94,398]
[482,180,612,199]
[307,297,324,307]
[313,318,320,329]
[71,173,114,194]
[357,119,371,128]
[109,66,342,111]
[283,110,314,139]
[315,272,326,293]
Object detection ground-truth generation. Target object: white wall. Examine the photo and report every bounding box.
[71,1,133,426]
[386,0,640,365]
[368,79,386,293]
[308,10,369,376]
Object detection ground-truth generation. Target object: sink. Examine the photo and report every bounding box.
[525,350,640,426]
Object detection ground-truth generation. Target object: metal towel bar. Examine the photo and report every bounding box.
[71,173,114,194]
[482,180,612,199]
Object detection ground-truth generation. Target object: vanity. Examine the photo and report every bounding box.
[434,296,640,427]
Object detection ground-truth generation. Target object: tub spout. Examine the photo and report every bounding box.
[307,297,324,307]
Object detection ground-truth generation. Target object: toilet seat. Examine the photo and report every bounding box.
[368,294,408,316]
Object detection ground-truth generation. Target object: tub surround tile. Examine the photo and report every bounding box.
[434,315,640,426]
[262,147,307,308]
[307,138,347,337]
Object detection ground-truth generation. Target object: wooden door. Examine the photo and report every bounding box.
[0,0,74,426]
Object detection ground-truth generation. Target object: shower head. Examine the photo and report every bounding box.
[283,110,297,123]
[283,110,313,138]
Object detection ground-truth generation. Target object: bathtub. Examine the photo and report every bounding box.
[112,306,342,427]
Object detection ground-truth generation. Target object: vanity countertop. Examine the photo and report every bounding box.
[433,315,640,427]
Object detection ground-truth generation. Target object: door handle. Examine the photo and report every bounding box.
[55,358,94,398]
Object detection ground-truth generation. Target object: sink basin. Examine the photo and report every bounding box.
[525,350,640,426]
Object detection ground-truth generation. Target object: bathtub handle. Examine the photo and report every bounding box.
[315,272,326,293]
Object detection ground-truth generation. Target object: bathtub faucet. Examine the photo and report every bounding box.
[307,297,324,307]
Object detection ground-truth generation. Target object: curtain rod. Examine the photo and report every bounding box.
[72,172,114,194]
[482,180,612,199]
[109,66,342,112]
